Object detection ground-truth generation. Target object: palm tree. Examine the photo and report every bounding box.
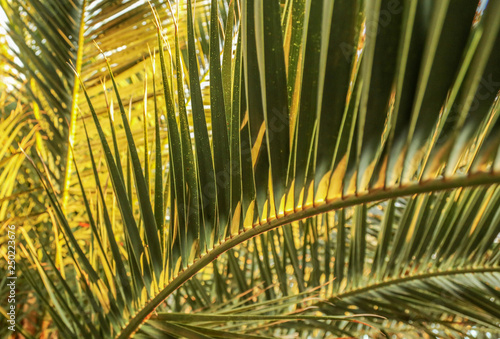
[1,0,500,337]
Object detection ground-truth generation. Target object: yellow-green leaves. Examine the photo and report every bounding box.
[13,0,500,338]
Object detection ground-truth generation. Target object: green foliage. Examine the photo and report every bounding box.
[1,0,500,338]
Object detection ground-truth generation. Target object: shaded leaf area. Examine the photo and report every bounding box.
[7,0,500,338]
[138,288,369,338]
[195,184,500,337]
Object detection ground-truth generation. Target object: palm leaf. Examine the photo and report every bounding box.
[5,0,500,338]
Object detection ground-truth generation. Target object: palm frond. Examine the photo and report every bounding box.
[6,0,500,338]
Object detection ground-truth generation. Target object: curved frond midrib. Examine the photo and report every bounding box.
[331,265,500,301]
[116,172,500,339]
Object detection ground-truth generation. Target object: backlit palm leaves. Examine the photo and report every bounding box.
[2,0,500,338]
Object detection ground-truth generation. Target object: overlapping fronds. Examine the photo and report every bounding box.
[0,94,47,338]
[11,0,500,338]
[0,0,212,214]
[213,184,500,337]
[0,93,44,224]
